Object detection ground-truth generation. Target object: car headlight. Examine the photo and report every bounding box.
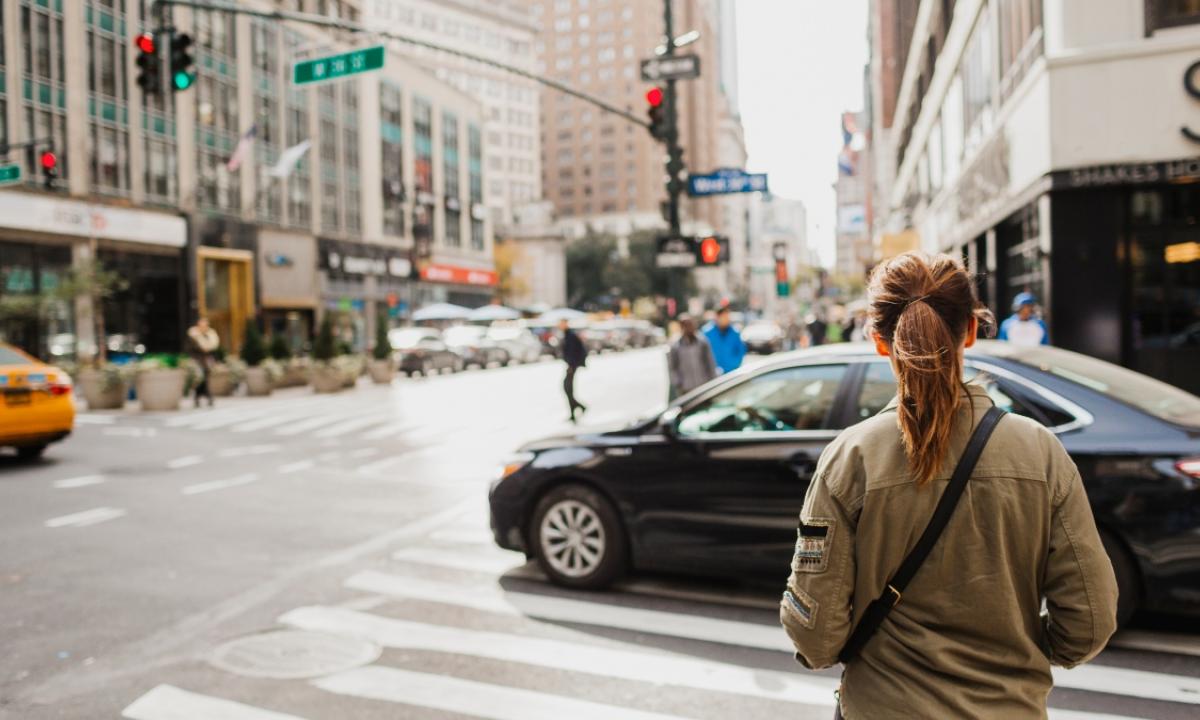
[493,452,535,482]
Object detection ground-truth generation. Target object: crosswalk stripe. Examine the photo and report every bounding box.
[391,546,527,574]
[360,420,416,440]
[44,506,126,528]
[122,684,306,720]
[277,460,316,475]
[181,474,258,496]
[281,605,840,705]
[428,526,497,544]
[343,570,793,652]
[218,444,282,458]
[1053,662,1200,705]
[273,409,370,436]
[165,396,330,428]
[75,413,117,425]
[53,474,106,489]
[229,407,331,433]
[313,665,698,720]
[166,455,203,470]
[315,413,395,438]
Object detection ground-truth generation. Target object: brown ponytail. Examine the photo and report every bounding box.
[867,252,994,486]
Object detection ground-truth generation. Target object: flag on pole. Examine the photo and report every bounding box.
[269,139,312,178]
[226,124,258,173]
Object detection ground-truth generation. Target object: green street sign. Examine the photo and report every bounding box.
[293,45,385,86]
[0,163,21,186]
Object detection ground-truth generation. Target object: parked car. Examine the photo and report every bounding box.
[388,328,463,376]
[525,322,561,356]
[0,344,74,459]
[489,341,1200,625]
[741,321,785,354]
[443,325,510,368]
[590,320,630,352]
[488,325,544,364]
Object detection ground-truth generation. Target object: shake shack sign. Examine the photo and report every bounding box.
[319,238,412,279]
[1053,158,1200,189]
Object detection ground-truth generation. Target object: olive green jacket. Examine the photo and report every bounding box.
[780,384,1118,719]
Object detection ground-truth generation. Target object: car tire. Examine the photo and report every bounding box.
[530,484,628,590]
[1100,530,1140,628]
[17,444,47,460]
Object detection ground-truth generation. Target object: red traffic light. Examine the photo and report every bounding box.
[135,33,156,54]
[645,87,664,107]
[40,151,58,171]
[699,236,721,264]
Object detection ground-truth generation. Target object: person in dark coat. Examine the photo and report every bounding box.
[559,318,588,421]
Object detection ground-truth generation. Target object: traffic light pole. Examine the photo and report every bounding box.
[662,0,685,316]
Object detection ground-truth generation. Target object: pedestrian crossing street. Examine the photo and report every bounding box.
[119,503,1200,720]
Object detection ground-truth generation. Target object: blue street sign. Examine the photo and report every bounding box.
[687,168,769,197]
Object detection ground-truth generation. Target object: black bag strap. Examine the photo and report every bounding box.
[838,405,1005,664]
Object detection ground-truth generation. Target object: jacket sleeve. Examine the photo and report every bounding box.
[1042,461,1119,667]
[780,463,857,670]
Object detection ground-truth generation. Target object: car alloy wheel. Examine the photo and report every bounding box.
[531,484,627,589]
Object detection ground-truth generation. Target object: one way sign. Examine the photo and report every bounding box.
[640,54,701,82]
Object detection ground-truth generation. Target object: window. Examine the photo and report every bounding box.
[414,97,433,195]
[1146,0,1200,31]
[443,111,460,201]
[468,123,483,204]
[997,0,1043,99]
[853,362,1078,428]
[194,7,240,211]
[381,82,405,236]
[960,7,995,155]
[21,0,69,187]
[445,209,462,247]
[677,365,848,435]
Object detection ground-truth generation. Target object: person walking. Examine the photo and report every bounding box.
[806,312,828,346]
[559,318,588,422]
[780,252,1117,719]
[703,306,747,374]
[998,291,1050,347]
[667,314,717,400]
[186,317,220,408]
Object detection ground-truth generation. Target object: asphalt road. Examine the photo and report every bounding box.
[1,347,1197,719]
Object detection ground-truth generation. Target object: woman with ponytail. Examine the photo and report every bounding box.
[781,252,1117,719]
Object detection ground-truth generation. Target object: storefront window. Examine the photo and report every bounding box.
[1000,203,1047,321]
[98,248,183,355]
[1147,0,1200,32]
[0,241,73,360]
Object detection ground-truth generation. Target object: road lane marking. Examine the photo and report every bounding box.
[75,413,117,425]
[277,460,316,475]
[390,546,527,574]
[122,684,307,720]
[282,605,839,705]
[218,444,282,458]
[274,409,370,436]
[53,475,106,489]
[315,414,394,438]
[313,666,697,720]
[181,474,258,496]
[45,507,126,528]
[428,526,496,544]
[166,455,203,470]
[343,570,793,652]
[103,426,157,438]
[360,420,416,440]
[347,447,380,459]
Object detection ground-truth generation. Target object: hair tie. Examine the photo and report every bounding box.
[904,295,929,309]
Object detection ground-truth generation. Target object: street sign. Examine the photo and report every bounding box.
[656,235,697,269]
[293,45,385,86]
[640,54,701,82]
[0,164,20,186]
[687,168,769,197]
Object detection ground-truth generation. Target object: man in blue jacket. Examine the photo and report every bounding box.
[703,306,747,374]
[998,292,1049,347]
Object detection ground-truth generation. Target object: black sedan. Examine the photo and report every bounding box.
[489,341,1200,625]
[389,328,464,376]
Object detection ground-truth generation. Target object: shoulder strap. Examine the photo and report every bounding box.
[837,405,1005,664]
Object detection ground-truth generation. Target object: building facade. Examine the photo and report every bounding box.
[0,0,495,360]
[748,193,808,316]
[835,110,873,280]
[870,0,1200,394]
[363,0,542,228]
[498,200,567,309]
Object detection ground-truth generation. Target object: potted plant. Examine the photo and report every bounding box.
[241,319,272,396]
[269,334,300,387]
[369,314,395,384]
[310,315,343,393]
[135,354,191,411]
[207,346,238,397]
[77,362,133,410]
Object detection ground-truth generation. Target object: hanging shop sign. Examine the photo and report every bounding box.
[319,238,412,280]
[419,263,497,286]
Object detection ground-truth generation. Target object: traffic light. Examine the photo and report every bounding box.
[696,235,729,266]
[645,87,667,141]
[134,33,160,96]
[40,151,58,190]
[169,33,196,91]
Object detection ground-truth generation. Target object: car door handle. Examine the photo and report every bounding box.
[789,452,819,474]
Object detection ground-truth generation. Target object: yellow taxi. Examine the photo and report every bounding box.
[0,343,74,459]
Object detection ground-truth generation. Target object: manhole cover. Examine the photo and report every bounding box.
[210,630,380,679]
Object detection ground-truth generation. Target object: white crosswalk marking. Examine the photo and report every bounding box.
[280,605,840,705]
[122,684,307,720]
[1053,662,1200,705]
[391,546,528,574]
[316,413,395,438]
[273,409,373,436]
[75,413,117,425]
[45,507,126,528]
[360,420,416,440]
[53,474,106,489]
[313,666,699,720]
[343,570,794,652]
[181,474,258,496]
[166,455,203,470]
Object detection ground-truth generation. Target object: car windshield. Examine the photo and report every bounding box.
[388,329,430,349]
[0,346,33,365]
[444,326,485,345]
[1016,345,1200,427]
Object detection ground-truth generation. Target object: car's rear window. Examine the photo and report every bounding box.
[0,347,32,365]
[1017,346,1200,427]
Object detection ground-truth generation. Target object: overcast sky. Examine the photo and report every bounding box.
[735,0,869,268]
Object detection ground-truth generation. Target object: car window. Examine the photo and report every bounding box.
[0,346,32,365]
[389,329,430,349]
[416,337,443,349]
[854,362,1075,428]
[677,364,847,435]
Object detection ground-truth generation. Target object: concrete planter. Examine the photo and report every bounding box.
[310,365,344,394]
[282,363,309,387]
[244,366,273,396]
[77,369,127,410]
[208,364,236,397]
[368,359,394,385]
[136,368,186,411]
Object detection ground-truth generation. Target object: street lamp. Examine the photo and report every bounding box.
[654,30,701,56]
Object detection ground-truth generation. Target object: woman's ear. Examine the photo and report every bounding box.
[964,315,978,349]
[873,329,891,357]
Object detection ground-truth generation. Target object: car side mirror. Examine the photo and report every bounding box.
[658,406,681,440]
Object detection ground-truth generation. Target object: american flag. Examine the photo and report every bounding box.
[226,124,258,173]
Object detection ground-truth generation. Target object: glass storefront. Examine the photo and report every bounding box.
[98,247,185,356]
[0,240,74,361]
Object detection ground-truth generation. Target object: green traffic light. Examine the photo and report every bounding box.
[173,71,194,91]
